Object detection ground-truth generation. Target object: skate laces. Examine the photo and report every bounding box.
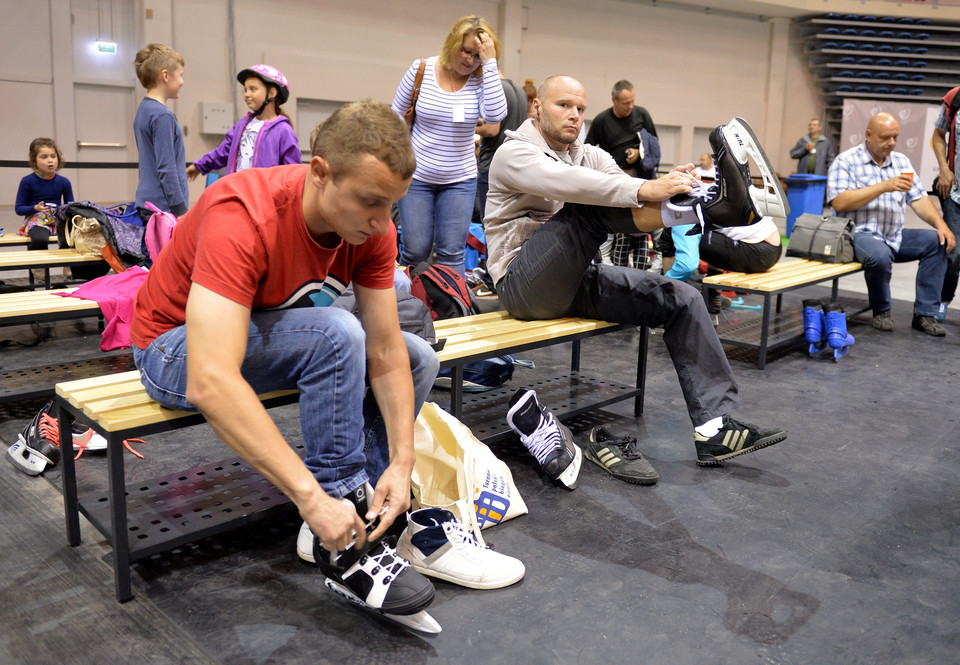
[37,413,146,460]
[522,412,564,465]
[364,540,410,583]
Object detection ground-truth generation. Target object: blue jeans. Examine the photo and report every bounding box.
[396,177,476,276]
[132,307,439,499]
[940,197,960,303]
[853,229,947,316]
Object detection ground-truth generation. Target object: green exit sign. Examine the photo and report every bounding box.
[96,41,117,54]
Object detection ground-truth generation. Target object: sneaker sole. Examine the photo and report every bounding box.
[696,430,787,467]
[403,559,525,590]
[586,448,659,485]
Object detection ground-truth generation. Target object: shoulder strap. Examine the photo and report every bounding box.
[411,59,426,106]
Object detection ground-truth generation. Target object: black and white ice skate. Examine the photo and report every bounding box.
[302,484,440,634]
[5,402,60,476]
[506,388,582,490]
[673,117,789,234]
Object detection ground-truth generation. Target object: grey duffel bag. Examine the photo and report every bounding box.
[786,214,856,263]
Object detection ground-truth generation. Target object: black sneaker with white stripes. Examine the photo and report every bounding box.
[587,427,659,485]
[694,415,786,466]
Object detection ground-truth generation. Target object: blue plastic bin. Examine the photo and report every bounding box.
[784,174,828,236]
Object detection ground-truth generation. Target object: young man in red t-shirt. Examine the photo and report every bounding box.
[131,101,438,618]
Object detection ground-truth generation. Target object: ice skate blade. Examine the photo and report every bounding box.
[721,117,789,219]
[557,442,583,490]
[323,578,442,634]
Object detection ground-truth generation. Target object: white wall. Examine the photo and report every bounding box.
[3,0,959,211]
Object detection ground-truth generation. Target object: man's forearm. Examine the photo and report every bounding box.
[830,181,889,212]
[190,365,326,507]
[932,130,951,173]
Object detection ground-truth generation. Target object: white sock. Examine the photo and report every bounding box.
[695,416,724,438]
[661,200,704,228]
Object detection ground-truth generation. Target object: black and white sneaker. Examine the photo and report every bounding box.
[506,388,582,490]
[694,415,787,466]
[5,402,60,476]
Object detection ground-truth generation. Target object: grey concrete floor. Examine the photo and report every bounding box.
[1,267,958,664]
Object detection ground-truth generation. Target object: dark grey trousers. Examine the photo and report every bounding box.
[496,203,740,426]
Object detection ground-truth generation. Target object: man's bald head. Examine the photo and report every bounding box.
[537,75,585,102]
[867,112,899,134]
[865,112,900,164]
[532,76,587,151]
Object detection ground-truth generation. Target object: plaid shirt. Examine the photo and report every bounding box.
[827,143,926,251]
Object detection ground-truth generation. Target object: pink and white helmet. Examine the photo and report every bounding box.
[237,64,290,105]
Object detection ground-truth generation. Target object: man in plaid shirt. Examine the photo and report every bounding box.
[828,112,955,336]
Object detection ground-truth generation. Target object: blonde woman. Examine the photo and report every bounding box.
[391,15,507,276]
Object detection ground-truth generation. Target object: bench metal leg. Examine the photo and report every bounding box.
[758,293,772,370]
[634,326,648,416]
[58,405,82,547]
[776,293,783,314]
[449,365,464,421]
[571,339,581,372]
[831,277,840,302]
[106,432,133,602]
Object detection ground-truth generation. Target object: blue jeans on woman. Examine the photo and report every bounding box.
[853,229,947,316]
[397,177,476,276]
[133,306,439,499]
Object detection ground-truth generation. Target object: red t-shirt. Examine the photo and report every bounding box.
[131,164,397,348]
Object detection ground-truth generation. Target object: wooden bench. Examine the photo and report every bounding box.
[0,288,101,326]
[702,258,864,369]
[0,289,121,403]
[0,235,57,246]
[55,311,647,602]
[0,248,105,289]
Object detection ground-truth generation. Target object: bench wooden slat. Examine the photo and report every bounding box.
[437,316,613,345]
[0,248,104,268]
[0,289,99,318]
[703,259,862,291]
[438,319,616,361]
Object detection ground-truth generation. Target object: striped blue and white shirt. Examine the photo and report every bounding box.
[827,142,926,251]
[392,56,507,185]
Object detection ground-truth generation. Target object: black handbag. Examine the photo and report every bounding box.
[786,214,856,263]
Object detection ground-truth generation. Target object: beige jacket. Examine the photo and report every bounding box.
[484,118,647,284]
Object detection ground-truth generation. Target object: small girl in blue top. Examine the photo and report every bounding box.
[15,138,74,250]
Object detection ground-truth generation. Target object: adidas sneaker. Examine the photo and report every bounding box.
[587,427,659,485]
[506,388,582,490]
[694,415,787,466]
[396,508,525,589]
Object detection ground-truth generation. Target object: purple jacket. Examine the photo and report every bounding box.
[192,113,301,175]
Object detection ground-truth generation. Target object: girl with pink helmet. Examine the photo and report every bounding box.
[186,64,301,181]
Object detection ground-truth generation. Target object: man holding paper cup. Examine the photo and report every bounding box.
[828,112,955,336]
